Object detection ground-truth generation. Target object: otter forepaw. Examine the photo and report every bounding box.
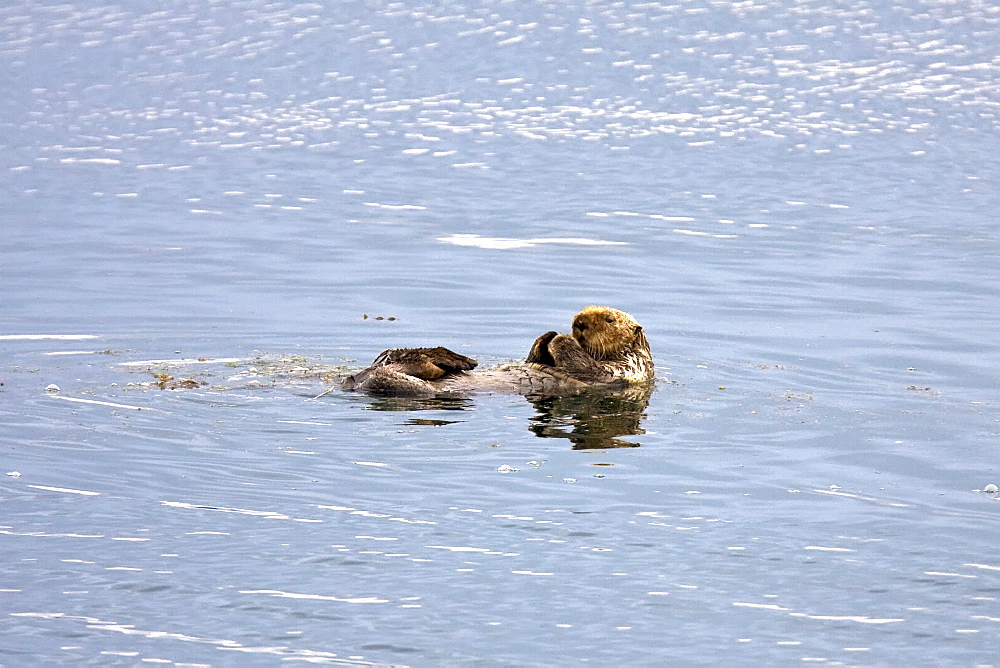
[548,334,610,382]
[526,331,559,366]
[548,333,583,356]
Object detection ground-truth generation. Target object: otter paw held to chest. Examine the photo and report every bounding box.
[525,331,559,366]
[548,333,610,381]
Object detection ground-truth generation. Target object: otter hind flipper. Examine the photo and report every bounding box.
[377,347,476,379]
[418,346,478,374]
[342,346,477,395]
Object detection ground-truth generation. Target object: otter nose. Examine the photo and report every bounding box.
[574,321,587,332]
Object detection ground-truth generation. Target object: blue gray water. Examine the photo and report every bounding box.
[3,1,1000,665]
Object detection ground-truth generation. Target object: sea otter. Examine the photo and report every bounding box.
[342,306,654,397]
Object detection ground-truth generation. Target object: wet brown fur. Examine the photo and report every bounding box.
[530,306,654,385]
[572,306,650,362]
[343,307,653,396]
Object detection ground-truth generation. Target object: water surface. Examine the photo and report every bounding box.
[3,0,1000,664]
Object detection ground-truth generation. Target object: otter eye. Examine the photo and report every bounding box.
[606,317,616,324]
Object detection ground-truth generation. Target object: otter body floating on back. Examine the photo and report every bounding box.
[342,306,654,397]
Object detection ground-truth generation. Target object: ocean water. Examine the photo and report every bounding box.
[3,0,1000,665]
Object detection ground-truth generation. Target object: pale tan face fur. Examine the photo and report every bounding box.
[571,306,649,360]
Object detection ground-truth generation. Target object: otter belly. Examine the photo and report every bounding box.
[343,363,594,397]
[438,364,591,396]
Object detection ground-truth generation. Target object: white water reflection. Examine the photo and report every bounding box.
[439,233,629,249]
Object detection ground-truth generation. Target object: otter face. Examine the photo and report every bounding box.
[571,306,648,360]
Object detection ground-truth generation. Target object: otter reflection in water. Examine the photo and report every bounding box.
[527,385,652,449]
[342,306,655,448]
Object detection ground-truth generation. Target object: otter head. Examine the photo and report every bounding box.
[571,306,650,360]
